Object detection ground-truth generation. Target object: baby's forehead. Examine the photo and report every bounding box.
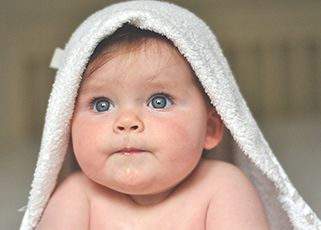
[83,38,195,82]
[110,38,187,68]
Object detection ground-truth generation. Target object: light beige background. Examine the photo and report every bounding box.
[1,0,320,229]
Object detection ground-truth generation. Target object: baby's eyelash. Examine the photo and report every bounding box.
[149,92,175,103]
[89,96,107,107]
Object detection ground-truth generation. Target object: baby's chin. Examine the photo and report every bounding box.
[92,166,180,199]
[112,175,174,196]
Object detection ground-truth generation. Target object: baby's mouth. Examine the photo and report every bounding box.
[115,147,147,155]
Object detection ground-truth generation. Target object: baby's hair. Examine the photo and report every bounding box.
[83,23,173,78]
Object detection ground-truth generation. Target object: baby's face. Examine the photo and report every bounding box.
[72,40,218,198]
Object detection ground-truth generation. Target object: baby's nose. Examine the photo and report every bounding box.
[113,113,144,133]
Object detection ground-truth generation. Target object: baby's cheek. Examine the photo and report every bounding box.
[72,120,102,162]
[167,122,188,141]
[159,119,202,151]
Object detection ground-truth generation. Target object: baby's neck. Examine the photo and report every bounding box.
[128,188,176,206]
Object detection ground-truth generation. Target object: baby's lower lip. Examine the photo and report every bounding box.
[117,151,144,155]
[115,148,146,155]
[118,152,144,156]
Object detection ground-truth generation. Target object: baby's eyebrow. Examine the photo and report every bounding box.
[144,81,175,91]
[78,78,109,95]
[144,74,177,89]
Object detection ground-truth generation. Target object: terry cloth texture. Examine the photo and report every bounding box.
[20,1,321,229]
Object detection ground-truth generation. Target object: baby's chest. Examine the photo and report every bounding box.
[89,199,208,230]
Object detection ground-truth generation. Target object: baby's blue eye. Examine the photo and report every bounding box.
[92,98,113,112]
[148,94,173,109]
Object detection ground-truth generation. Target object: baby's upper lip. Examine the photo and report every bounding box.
[115,147,146,153]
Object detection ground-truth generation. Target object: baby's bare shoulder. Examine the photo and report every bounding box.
[35,171,90,229]
[198,159,270,229]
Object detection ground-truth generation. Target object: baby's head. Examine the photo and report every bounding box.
[71,24,223,203]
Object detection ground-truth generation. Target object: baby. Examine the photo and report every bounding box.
[35,24,269,229]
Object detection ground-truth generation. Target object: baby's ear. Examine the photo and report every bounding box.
[204,108,224,150]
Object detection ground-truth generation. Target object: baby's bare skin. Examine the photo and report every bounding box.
[36,159,269,229]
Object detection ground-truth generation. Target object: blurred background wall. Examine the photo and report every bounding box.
[1,0,320,229]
